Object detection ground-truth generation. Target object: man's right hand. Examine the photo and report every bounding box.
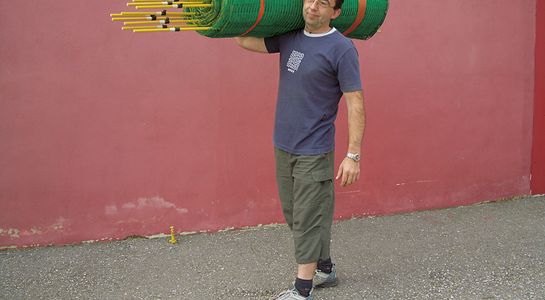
[234,37,268,53]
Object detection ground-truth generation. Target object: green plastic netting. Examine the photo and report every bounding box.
[186,0,388,40]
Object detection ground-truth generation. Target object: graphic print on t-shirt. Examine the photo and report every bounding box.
[287,50,304,73]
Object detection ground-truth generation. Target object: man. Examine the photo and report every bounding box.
[235,0,365,299]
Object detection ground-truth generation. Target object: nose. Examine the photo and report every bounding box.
[309,0,319,9]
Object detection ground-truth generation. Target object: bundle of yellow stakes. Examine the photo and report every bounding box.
[110,0,388,40]
[110,0,212,33]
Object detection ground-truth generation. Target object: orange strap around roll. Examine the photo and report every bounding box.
[342,0,367,36]
[241,0,265,36]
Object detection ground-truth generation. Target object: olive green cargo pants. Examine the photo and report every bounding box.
[274,147,335,264]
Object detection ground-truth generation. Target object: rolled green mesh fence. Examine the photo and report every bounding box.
[111,0,388,40]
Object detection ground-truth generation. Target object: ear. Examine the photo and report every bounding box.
[331,8,342,20]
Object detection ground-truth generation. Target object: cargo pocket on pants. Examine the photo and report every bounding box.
[311,168,333,183]
[310,168,334,211]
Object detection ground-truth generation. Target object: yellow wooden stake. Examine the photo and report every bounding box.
[111,11,196,16]
[122,25,161,30]
[112,16,180,21]
[135,4,212,9]
[168,226,177,244]
[133,26,211,32]
[123,19,195,25]
[127,1,205,6]
[131,0,200,1]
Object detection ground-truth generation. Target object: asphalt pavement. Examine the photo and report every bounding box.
[1,195,544,300]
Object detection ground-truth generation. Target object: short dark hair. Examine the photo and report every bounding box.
[333,0,344,9]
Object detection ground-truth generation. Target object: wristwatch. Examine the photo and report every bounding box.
[346,152,360,162]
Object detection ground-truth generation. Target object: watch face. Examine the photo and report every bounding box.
[348,153,360,161]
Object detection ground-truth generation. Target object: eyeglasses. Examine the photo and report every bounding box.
[305,0,333,9]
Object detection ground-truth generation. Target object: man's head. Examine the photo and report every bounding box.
[302,0,343,33]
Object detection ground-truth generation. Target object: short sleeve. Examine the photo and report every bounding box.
[337,47,362,93]
[264,35,280,53]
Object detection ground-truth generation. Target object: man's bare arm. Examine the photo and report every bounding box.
[336,90,365,187]
[234,37,268,53]
[345,90,365,155]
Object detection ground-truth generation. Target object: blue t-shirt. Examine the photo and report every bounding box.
[265,28,362,155]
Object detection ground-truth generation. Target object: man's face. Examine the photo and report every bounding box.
[302,0,341,31]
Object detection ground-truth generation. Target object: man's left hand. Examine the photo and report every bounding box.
[336,158,360,187]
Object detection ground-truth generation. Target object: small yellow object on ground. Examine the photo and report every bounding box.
[168,226,177,244]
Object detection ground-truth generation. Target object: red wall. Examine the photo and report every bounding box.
[0,0,536,248]
[531,0,545,194]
